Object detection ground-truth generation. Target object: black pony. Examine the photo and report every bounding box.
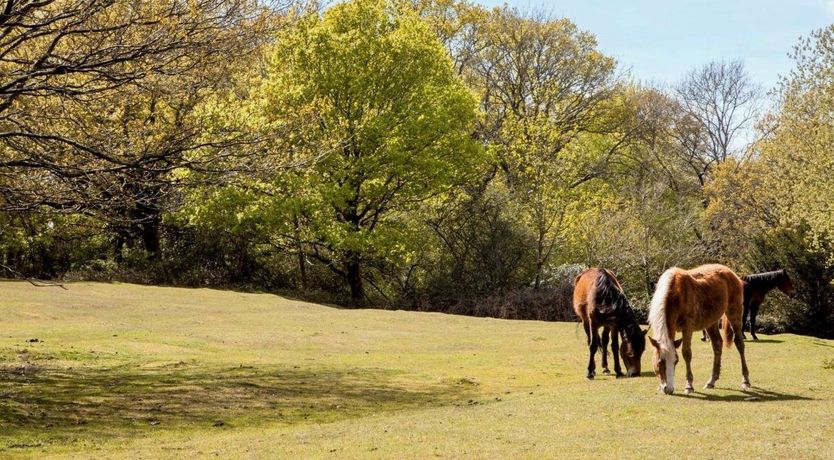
[742,269,796,340]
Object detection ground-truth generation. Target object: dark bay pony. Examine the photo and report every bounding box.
[743,269,796,340]
[648,264,750,395]
[573,268,647,379]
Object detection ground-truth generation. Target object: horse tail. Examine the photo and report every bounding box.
[721,315,734,349]
[722,269,745,348]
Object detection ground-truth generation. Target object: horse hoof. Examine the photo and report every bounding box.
[586,374,594,380]
[684,388,693,395]
[704,383,715,389]
[615,373,625,379]
[602,369,611,375]
[741,382,751,390]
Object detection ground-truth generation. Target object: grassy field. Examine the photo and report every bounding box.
[1,281,834,458]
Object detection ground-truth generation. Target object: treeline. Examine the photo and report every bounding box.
[1,0,833,337]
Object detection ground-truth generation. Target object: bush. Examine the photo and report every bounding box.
[400,263,581,321]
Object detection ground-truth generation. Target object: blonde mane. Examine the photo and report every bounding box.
[648,268,676,354]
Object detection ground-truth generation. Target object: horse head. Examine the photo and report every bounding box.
[648,335,682,394]
[619,325,648,377]
[779,269,797,298]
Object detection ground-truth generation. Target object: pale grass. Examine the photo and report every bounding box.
[1,280,833,458]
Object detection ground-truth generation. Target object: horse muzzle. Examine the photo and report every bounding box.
[659,383,675,395]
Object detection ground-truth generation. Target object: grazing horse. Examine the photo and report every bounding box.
[742,269,796,340]
[648,264,749,395]
[573,268,647,379]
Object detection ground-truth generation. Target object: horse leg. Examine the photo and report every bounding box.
[731,317,752,389]
[704,324,722,389]
[742,302,750,340]
[587,324,600,380]
[601,327,611,374]
[611,328,624,378]
[582,320,591,345]
[749,302,760,341]
[700,329,708,342]
[682,329,694,394]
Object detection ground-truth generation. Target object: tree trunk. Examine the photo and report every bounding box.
[533,261,543,290]
[114,232,126,264]
[293,214,307,289]
[533,227,546,290]
[140,214,161,258]
[297,251,308,289]
[130,190,162,258]
[346,256,365,306]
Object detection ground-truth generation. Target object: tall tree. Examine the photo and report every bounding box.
[466,7,632,288]
[567,87,711,296]
[711,26,834,255]
[659,60,762,258]
[190,0,482,303]
[0,0,281,256]
[673,60,761,187]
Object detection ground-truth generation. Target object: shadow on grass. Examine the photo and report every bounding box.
[0,362,474,447]
[673,385,813,402]
[749,339,784,344]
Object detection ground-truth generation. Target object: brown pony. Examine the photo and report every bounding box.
[648,264,750,395]
[573,268,646,379]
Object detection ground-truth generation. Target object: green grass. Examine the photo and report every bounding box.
[2,280,834,458]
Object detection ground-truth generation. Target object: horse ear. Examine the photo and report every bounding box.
[648,336,660,349]
[674,338,683,349]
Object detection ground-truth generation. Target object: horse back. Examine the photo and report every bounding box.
[573,268,626,323]
[683,264,744,325]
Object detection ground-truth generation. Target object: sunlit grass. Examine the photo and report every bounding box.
[1,280,834,458]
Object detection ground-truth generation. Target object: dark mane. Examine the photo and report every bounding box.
[742,270,787,286]
[595,269,639,330]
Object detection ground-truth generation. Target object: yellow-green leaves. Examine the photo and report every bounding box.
[708,26,834,260]
[194,0,483,301]
[463,7,623,286]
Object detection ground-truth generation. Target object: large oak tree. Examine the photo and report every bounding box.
[188,0,482,303]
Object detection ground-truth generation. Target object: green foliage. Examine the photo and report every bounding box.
[0,214,112,278]
[457,6,627,288]
[733,25,834,256]
[702,26,834,336]
[421,179,535,299]
[188,0,483,303]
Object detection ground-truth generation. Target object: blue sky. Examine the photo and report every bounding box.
[475,0,833,90]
